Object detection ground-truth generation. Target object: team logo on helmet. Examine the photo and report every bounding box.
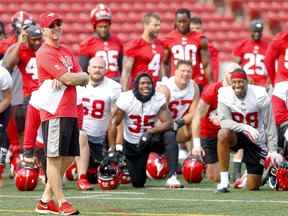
[146,152,169,180]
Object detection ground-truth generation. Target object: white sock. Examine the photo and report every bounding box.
[220,171,229,186]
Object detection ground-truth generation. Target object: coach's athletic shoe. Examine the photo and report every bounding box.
[35,200,59,214]
[165,174,184,188]
[59,201,79,215]
[215,183,230,193]
[76,177,93,191]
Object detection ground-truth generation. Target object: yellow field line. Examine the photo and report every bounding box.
[0,209,226,216]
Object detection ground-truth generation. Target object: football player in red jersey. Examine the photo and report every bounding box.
[191,63,240,183]
[265,30,288,85]
[216,69,281,192]
[233,19,269,87]
[162,8,211,91]
[190,16,219,82]
[79,4,123,82]
[0,11,35,179]
[121,12,166,91]
[2,24,44,182]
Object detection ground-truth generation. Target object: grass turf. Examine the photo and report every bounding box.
[0,175,288,216]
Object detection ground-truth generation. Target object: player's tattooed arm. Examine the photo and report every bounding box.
[121,56,135,91]
[200,37,212,83]
[148,104,172,134]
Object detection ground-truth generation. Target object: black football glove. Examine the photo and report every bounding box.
[173,118,185,131]
[138,131,153,148]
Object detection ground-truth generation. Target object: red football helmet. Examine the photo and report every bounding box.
[90,4,112,25]
[11,11,34,32]
[146,152,169,180]
[64,162,78,181]
[275,163,288,191]
[15,165,39,191]
[182,155,205,183]
[97,161,121,190]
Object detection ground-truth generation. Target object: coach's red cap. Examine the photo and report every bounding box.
[39,12,62,28]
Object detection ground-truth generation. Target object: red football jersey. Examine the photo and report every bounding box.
[163,30,205,87]
[265,32,288,84]
[36,44,81,121]
[79,35,123,79]
[208,42,219,82]
[18,44,39,97]
[0,35,16,56]
[124,38,164,85]
[233,39,269,86]
[199,81,222,139]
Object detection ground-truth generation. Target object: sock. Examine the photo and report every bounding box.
[40,197,49,203]
[220,171,229,186]
[233,162,242,181]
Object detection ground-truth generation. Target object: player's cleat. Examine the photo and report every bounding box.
[165,174,184,188]
[35,200,59,215]
[215,183,230,193]
[76,177,93,191]
[59,201,79,215]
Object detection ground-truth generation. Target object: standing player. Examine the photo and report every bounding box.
[75,57,121,190]
[0,66,13,187]
[157,60,199,148]
[265,30,288,85]
[35,12,89,215]
[109,73,182,188]
[233,19,269,87]
[190,16,219,82]
[79,4,123,82]
[121,12,165,91]
[0,11,35,164]
[2,24,44,180]
[191,63,241,183]
[216,69,281,192]
[163,8,211,91]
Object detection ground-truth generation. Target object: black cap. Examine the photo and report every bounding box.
[250,19,264,32]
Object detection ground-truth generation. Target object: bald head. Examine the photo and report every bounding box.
[88,57,107,84]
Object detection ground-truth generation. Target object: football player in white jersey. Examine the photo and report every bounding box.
[108,73,182,188]
[157,60,199,148]
[216,68,282,192]
[75,57,121,190]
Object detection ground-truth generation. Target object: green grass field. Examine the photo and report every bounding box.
[1,174,288,216]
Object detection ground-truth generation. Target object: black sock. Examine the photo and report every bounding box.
[232,162,242,181]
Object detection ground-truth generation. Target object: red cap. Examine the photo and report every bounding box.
[39,12,62,28]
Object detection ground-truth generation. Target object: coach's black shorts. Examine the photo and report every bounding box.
[42,117,79,157]
[230,132,267,175]
[201,137,218,164]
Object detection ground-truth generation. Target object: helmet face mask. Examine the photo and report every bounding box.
[11,11,34,34]
[97,152,121,190]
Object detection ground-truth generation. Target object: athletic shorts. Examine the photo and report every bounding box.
[231,132,267,175]
[42,117,79,157]
[201,137,218,164]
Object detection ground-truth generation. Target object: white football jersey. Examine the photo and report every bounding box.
[116,91,166,144]
[161,77,199,120]
[218,84,270,148]
[77,77,121,137]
